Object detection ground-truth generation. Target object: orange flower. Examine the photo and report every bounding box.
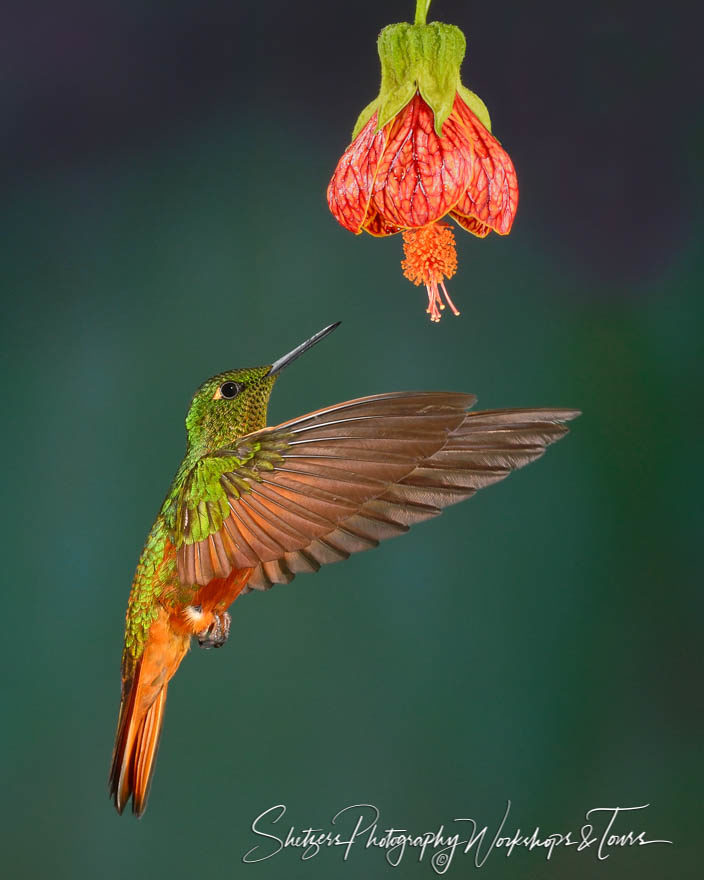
[327,7,518,322]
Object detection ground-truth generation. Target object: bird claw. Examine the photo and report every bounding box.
[197,611,231,650]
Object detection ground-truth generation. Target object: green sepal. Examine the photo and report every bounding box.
[352,97,383,141]
[352,21,489,139]
[457,83,491,132]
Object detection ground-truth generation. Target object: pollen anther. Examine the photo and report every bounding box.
[401,223,460,323]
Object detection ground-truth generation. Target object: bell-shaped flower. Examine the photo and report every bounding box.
[327,2,518,321]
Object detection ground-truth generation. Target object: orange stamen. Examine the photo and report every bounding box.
[401,222,459,323]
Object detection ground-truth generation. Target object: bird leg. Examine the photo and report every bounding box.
[197,611,231,650]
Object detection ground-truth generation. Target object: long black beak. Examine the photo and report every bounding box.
[267,322,340,376]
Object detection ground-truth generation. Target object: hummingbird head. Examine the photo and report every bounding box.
[184,322,339,454]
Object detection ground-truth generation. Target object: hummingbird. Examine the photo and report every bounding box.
[109,322,579,816]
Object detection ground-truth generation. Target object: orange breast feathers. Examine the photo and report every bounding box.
[169,566,254,638]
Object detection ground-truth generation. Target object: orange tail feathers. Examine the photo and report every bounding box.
[109,608,189,816]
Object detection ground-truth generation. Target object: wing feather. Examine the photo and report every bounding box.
[174,395,578,589]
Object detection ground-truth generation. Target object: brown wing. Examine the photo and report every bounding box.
[243,405,580,591]
[176,392,579,591]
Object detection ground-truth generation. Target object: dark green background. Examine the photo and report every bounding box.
[1,1,701,877]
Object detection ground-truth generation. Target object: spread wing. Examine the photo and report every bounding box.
[169,392,579,592]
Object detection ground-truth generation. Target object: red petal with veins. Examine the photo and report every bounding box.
[371,95,472,229]
[452,96,519,235]
[450,211,492,238]
[327,113,387,234]
[363,206,404,237]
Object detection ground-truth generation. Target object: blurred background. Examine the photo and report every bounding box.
[1,0,701,877]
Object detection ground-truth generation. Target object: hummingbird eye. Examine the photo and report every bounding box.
[219,381,244,400]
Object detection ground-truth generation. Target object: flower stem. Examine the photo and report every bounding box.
[414,0,432,26]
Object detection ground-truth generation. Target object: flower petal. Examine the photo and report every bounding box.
[449,211,491,238]
[327,113,387,234]
[453,96,518,235]
[371,95,472,229]
[363,206,404,237]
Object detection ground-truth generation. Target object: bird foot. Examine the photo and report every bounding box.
[197,611,231,650]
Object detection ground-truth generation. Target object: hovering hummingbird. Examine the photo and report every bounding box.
[109,322,579,816]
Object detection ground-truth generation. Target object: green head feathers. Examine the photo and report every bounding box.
[185,366,276,454]
[183,323,340,455]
